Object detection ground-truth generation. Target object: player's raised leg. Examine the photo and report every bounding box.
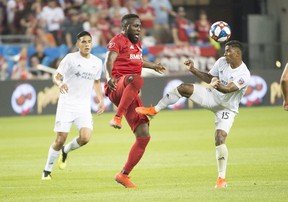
[110,75,144,129]
[136,84,193,116]
[135,88,182,116]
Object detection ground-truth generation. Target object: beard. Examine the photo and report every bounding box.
[127,32,138,44]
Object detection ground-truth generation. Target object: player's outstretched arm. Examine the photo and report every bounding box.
[184,59,213,83]
[280,63,288,110]
[143,59,166,74]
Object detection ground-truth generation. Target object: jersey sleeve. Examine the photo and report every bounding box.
[57,54,70,76]
[107,37,121,53]
[232,73,250,90]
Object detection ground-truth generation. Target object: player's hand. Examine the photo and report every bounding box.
[59,83,68,94]
[153,63,166,74]
[184,59,195,71]
[108,78,117,91]
[96,101,105,115]
[210,77,220,89]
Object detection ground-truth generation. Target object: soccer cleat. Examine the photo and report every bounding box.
[58,146,68,170]
[135,106,158,117]
[215,177,227,188]
[41,170,52,180]
[109,116,122,129]
[114,172,137,188]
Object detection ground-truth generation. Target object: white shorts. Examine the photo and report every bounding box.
[214,109,236,134]
[54,110,93,133]
[190,84,236,134]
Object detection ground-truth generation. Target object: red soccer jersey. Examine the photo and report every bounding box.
[107,33,143,78]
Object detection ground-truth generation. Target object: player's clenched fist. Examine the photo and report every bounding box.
[184,59,195,71]
[108,77,117,91]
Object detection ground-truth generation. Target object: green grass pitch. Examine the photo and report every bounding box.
[0,106,287,202]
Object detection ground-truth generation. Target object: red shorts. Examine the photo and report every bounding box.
[104,75,149,131]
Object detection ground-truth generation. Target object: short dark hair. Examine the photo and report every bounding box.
[76,31,92,40]
[225,40,243,52]
[121,14,140,28]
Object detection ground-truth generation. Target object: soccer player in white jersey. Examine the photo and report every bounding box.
[136,40,251,188]
[42,31,105,180]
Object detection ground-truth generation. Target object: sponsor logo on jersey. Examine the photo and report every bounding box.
[108,42,115,49]
[75,71,96,80]
[238,78,245,85]
[75,72,81,77]
[130,54,142,60]
[221,79,228,85]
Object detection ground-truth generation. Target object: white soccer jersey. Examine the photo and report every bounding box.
[209,57,251,113]
[56,51,103,113]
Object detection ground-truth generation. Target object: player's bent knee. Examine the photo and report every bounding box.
[177,83,193,98]
[127,75,144,89]
[134,123,150,138]
[53,138,66,150]
[78,136,90,146]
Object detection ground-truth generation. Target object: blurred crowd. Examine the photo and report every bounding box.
[0,0,214,80]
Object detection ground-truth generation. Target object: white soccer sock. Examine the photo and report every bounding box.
[44,146,60,172]
[216,144,228,179]
[63,137,80,153]
[155,88,182,112]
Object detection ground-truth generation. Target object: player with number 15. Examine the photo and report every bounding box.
[136,40,251,188]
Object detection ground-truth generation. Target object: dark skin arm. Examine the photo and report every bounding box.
[184,59,239,94]
[184,59,214,83]
[104,50,118,91]
[210,77,239,93]
[143,59,166,74]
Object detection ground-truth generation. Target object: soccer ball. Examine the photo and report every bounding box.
[209,21,231,43]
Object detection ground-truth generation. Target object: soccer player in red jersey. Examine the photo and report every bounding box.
[104,14,166,188]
